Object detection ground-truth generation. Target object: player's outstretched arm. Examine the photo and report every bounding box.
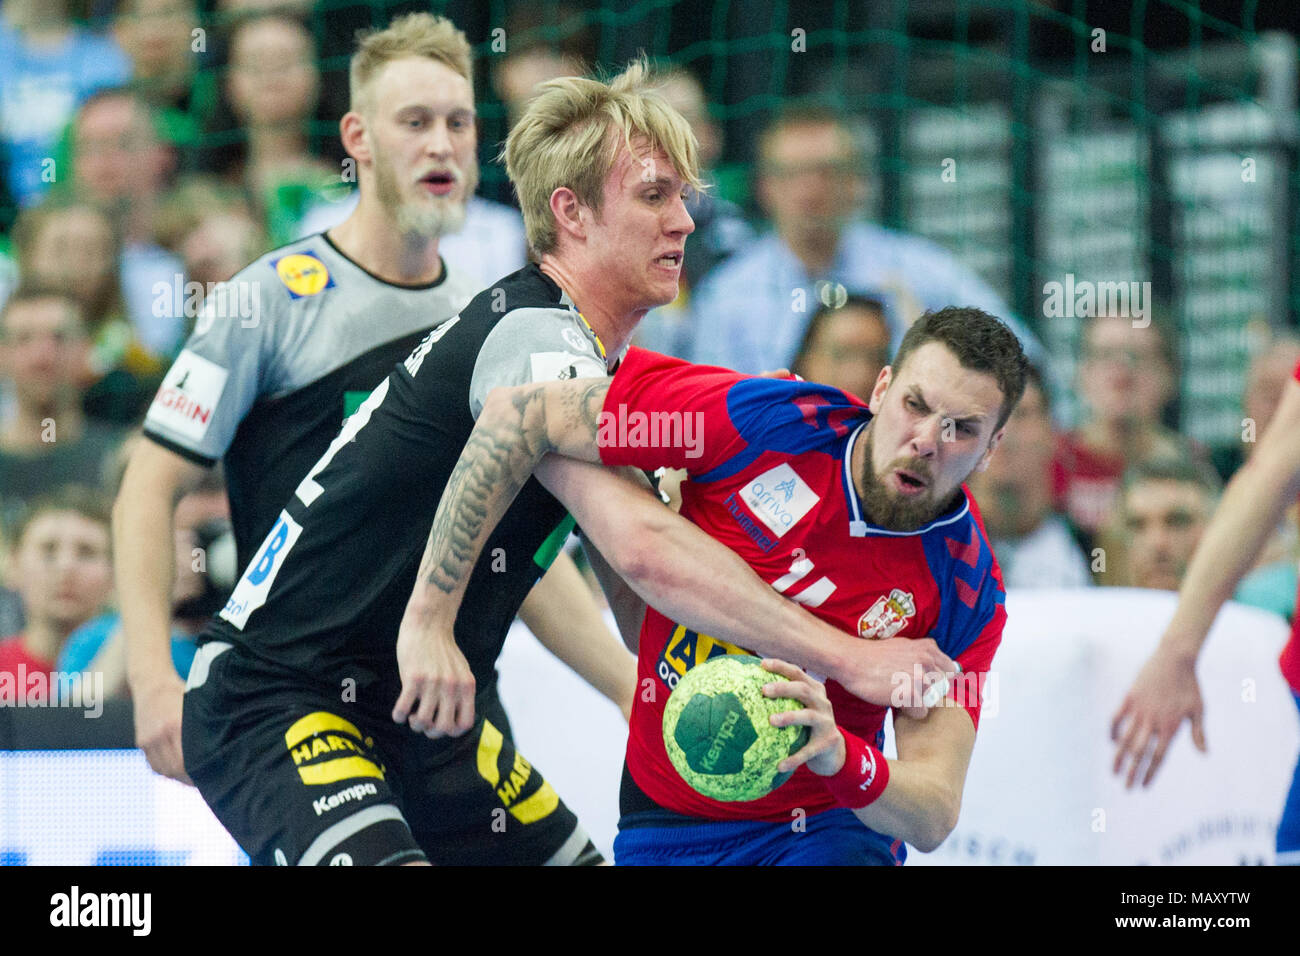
[394,377,611,734]
[536,456,958,714]
[764,659,974,852]
[1111,375,1300,788]
[518,551,636,721]
[114,439,208,784]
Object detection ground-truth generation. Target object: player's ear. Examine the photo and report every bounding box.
[549,187,587,243]
[974,426,1005,473]
[867,365,892,413]
[340,112,370,165]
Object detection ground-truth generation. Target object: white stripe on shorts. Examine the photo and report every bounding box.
[542,822,592,866]
[298,803,411,866]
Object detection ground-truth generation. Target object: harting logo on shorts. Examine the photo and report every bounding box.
[313,782,379,816]
[284,712,385,786]
[476,719,560,825]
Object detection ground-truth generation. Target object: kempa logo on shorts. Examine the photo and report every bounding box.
[50,886,151,936]
[313,782,379,816]
[739,464,819,538]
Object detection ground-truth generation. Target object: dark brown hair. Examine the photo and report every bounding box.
[891,306,1030,431]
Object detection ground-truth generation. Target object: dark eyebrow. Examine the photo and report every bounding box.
[910,386,985,426]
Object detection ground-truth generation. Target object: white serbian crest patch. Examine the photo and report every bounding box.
[858,588,917,639]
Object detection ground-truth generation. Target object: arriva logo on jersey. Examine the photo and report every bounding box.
[220,511,304,629]
[739,464,818,539]
[858,588,916,640]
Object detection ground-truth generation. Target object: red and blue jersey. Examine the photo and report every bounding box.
[599,348,1007,822]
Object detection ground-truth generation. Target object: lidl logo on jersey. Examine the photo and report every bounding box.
[739,464,818,539]
[220,510,303,629]
[147,349,228,443]
[272,252,334,299]
[656,624,753,690]
[858,588,916,640]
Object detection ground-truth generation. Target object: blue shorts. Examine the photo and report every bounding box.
[614,808,905,866]
[1278,692,1300,865]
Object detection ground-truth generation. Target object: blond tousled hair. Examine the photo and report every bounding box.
[349,13,473,115]
[503,59,703,258]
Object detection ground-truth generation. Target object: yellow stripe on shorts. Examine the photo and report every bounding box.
[477,719,505,787]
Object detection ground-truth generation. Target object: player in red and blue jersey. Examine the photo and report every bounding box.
[1114,356,1300,866]
[402,306,1029,864]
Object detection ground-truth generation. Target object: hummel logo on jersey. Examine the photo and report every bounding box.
[404,315,461,377]
[860,749,878,790]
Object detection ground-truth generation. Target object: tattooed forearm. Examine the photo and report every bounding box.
[415,377,610,599]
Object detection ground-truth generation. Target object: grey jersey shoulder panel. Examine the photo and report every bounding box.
[467,306,609,418]
[143,234,478,462]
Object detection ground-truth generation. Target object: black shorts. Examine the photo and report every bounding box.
[182,641,600,866]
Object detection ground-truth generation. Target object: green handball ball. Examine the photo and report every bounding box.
[662,655,811,802]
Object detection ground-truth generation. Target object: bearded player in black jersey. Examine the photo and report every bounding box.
[178,59,955,866]
[114,14,631,824]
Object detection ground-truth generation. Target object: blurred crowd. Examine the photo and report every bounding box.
[1,0,1296,728]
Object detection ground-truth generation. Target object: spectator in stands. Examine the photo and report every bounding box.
[1116,458,1221,592]
[12,198,162,422]
[967,365,1093,588]
[59,439,231,697]
[685,107,1045,374]
[0,486,114,696]
[0,0,130,207]
[634,65,754,356]
[0,288,124,532]
[154,175,268,289]
[791,295,892,400]
[1053,310,1199,549]
[0,521,23,638]
[67,87,187,357]
[202,12,339,246]
[111,0,212,148]
[490,5,593,130]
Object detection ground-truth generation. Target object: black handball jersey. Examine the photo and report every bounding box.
[142,233,478,573]
[200,264,613,715]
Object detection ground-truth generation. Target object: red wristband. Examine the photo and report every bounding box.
[822,729,890,809]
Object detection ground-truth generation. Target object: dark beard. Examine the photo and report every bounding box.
[857,426,963,532]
